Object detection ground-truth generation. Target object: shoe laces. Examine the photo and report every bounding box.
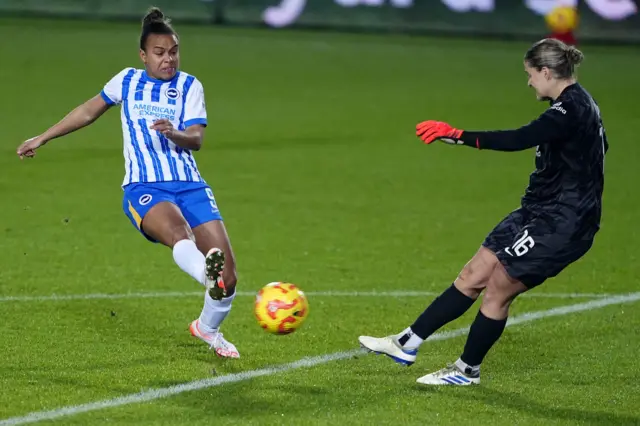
[433,364,460,378]
[210,332,231,349]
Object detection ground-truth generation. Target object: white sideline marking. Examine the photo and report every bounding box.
[0,290,621,303]
[1,292,638,426]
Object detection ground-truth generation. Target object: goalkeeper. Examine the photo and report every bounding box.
[359,38,608,385]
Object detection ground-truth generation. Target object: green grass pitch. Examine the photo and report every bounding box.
[0,17,639,425]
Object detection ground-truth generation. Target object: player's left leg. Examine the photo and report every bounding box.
[122,183,221,291]
[177,182,240,358]
[192,220,238,297]
[415,264,528,385]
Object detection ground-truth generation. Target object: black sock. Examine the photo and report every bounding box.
[460,310,507,367]
[400,284,476,343]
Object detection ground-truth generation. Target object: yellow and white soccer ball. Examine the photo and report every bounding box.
[545,6,579,33]
[254,282,309,335]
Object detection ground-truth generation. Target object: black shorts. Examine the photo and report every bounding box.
[482,207,594,288]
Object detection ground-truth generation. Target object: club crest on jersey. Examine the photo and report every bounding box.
[165,87,181,100]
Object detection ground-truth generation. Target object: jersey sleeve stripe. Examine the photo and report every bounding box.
[100,90,116,105]
[184,118,207,128]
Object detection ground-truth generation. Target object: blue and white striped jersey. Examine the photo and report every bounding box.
[100,68,207,187]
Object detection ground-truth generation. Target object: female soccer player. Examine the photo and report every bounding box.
[16,8,240,358]
[359,38,608,385]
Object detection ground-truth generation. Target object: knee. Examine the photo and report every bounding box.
[168,225,195,247]
[481,282,508,313]
[456,257,496,294]
[482,276,522,314]
[457,263,485,287]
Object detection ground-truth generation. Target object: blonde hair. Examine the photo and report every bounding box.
[524,38,584,79]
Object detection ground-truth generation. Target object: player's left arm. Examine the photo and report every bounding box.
[416,102,575,152]
[152,78,208,151]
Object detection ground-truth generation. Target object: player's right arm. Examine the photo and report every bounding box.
[17,95,111,159]
[16,67,131,159]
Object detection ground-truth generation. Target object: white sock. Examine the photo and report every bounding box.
[396,327,424,350]
[172,239,206,286]
[455,358,480,376]
[198,290,236,333]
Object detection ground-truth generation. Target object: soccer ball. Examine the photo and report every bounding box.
[254,282,309,335]
[545,6,578,33]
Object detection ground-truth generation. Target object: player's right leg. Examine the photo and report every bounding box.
[358,208,526,366]
[358,246,499,365]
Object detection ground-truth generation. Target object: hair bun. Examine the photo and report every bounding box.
[566,46,584,67]
[143,7,165,26]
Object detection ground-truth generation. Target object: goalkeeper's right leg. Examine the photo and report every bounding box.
[357,248,501,367]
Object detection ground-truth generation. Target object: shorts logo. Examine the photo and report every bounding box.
[165,88,181,100]
[139,194,153,206]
